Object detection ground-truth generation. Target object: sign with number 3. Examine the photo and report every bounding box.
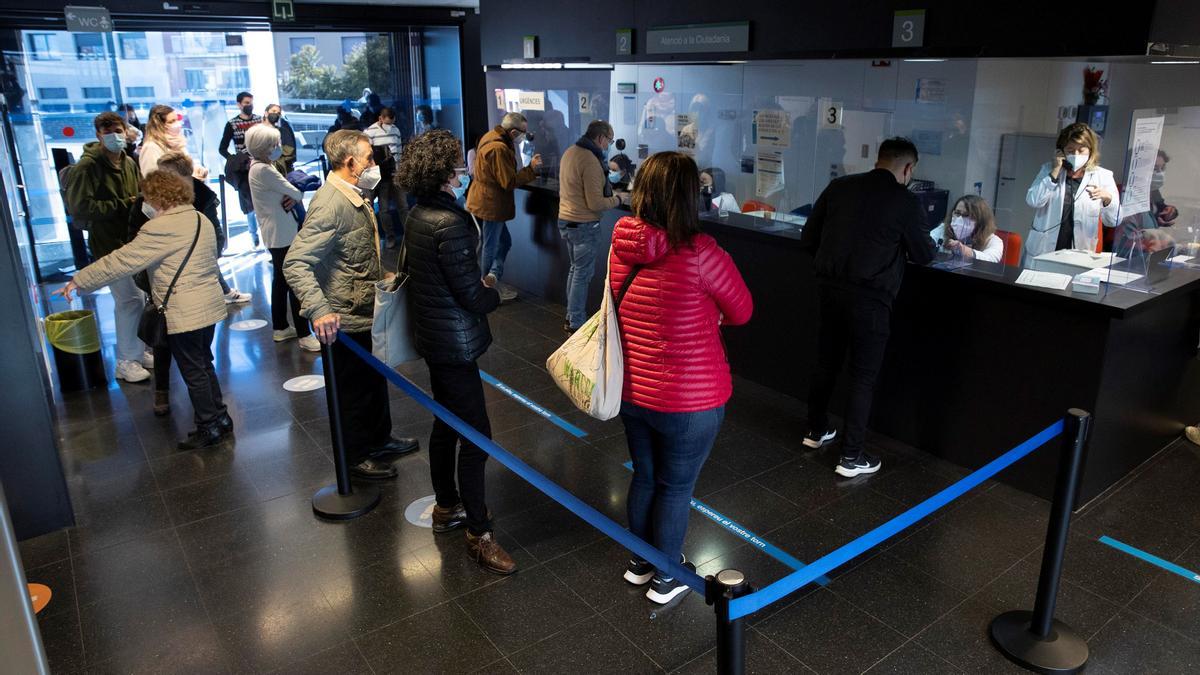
[818,98,843,130]
[892,10,925,48]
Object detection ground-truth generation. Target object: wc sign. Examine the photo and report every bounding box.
[64,6,112,33]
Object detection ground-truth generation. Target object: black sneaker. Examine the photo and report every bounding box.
[623,558,655,586]
[835,452,882,478]
[177,426,223,450]
[803,428,837,449]
[646,560,696,605]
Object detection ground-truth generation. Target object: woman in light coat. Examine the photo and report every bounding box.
[58,171,232,450]
[245,123,318,351]
[1024,123,1120,266]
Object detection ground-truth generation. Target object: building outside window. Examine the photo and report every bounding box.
[82,86,113,99]
[119,33,149,60]
[36,87,68,99]
[74,33,105,59]
[184,68,212,92]
[27,33,57,61]
[126,86,155,98]
[222,68,251,91]
[341,36,367,64]
[290,37,315,55]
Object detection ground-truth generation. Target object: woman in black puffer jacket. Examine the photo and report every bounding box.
[396,130,516,576]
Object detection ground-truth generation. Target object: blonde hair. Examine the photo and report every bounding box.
[144,104,186,153]
[142,170,194,211]
[1057,123,1101,171]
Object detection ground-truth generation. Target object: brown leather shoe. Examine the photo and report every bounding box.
[465,530,517,575]
[153,390,170,417]
[431,503,467,533]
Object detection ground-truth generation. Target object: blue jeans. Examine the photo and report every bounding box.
[558,220,601,329]
[246,211,258,241]
[622,402,725,565]
[480,219,511,280]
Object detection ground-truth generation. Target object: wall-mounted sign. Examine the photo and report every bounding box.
[915,78,946,103]
[616,28,633,56]
[653,77,665,93]
[617,82,636,94]
[817,98,843,130]
[752,109,790,149]
[270,0,294,22]
[522,35,537,59]
[518,90,545,112]
[494,89,505,110]
[646,22,749,55]
[577,92,590,113]
[892,10,925,48]
[64,6,112,32]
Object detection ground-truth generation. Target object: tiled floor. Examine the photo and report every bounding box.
[19,252,1200,674]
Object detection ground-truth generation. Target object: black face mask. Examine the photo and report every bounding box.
[241,104,253,116]
[267,113,281,124]
[700,185,713,196]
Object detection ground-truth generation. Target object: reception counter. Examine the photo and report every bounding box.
[502,181,1200,503]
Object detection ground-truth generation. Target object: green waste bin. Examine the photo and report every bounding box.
[45,310,107,392]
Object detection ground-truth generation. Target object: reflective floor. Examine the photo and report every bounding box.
[19,252,1200,674]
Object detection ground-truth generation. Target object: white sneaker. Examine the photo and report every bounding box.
[498,283,518,303]
[140,349,155,369]
[116,359,151,383]
[298,335,321,352]
[224,290,252,304]
[273,327,297,342]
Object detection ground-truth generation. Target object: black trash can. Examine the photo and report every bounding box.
[45,310,107,392]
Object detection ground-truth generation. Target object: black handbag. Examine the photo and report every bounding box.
[138,214,202,349]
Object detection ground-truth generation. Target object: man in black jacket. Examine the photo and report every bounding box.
[798,137,936,478]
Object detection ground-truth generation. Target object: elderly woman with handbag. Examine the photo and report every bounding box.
[57,170,232,450]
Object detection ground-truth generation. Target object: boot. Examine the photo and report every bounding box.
[431,503,467,533]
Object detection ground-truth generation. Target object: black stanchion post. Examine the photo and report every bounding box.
[709,569,749,675]
[311,339,381,519]
[990,408,1092,674]
[218,175,229,246]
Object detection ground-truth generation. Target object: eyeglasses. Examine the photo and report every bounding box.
[952,210,970,218]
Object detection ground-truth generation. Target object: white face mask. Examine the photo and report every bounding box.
[1151,170,1165,190]
[356,164,381,191]
[168,120,184,136]
[101,132,125,153]
[141,202,157,219]
[1066,153,1089,170]
[950,215,976,241]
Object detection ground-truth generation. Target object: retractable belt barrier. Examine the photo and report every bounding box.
[330,329,1091,675]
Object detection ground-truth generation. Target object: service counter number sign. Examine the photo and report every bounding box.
[577,92,590,114]
[818,98,843,130]
[893,10,925,48]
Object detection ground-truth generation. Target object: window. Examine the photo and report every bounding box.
[82,87,113,99]
[341,36,367,64]
[119,32,148,60]
[27,33,56,61]
[289,37,315,55]
[37,87,68,100]
[184,68,212,92]
[74,33,105,59]
[126,86,155,98]
[222,68,251,91]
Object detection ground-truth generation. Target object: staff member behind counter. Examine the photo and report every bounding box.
[1024,122,1119,265]
[931,195,1004,263]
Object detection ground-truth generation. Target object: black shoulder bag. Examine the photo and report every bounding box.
[138,214,202,349]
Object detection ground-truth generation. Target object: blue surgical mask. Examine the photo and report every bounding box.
[450,173,469,200]
[101,132,125,153]
[608,170,622,184]
[269,146,283,161]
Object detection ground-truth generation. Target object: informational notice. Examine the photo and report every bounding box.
[1120,115,1165,219]
[676,113,696,150]
[622,96,637,125]
[755,150,784,198]
[915,78,946,103]
[518,90,545,112]
[753,109,790,149]
[817,98,843,130]
[494,88,505,111]
[430,86,441,111]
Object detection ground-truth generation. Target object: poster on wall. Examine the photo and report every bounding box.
[1120,115,1165,219]
[752,109,790,149]
[915,78,947,103]
[504,89,522,113]
[676,113,696,151]
[431,86,442,111]
[494,89,505,111]
[518,91,545,111]
[755,150,784,198]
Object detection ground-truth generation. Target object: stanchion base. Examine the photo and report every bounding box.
[312,484,380,520]
[990,610,1088,675]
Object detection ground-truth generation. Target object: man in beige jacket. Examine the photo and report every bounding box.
[558,120,628,332]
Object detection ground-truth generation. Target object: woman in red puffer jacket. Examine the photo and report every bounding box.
[611,151,752,605]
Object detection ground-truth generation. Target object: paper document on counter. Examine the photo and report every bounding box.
[1015,270,1073,290]
[1168,255,1194,264]
[1075,269,1144,286]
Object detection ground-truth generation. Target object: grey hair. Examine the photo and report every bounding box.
[325,129,370,169]
[500,112,527,130]
[244,123,281,162]
[585,120,613,141]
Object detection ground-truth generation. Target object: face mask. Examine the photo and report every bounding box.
[512,132,526,147]
[101,132,125,152]
[701,185,714,196]
[269,146,283,161]
[950,215,976,241]
[141,202,157,219]
[168,120,183,135]
[1066,153,1088,170]
[267,113,281,124]
[356,164,381,191]
[608,170,623,184]
[240,104,253,116]
[1151,170,1165,191]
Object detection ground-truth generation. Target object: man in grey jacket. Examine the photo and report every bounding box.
[284,130,419,479]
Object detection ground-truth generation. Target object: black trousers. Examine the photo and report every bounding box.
[268,247,310,337]
[331,330,392,464]
[427,360,492,535]
[806,285,892,460]
[167,324,226,428]
[153,345,172,392]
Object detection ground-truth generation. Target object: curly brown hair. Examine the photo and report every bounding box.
[396,129,461,199]
[142,170,194,211]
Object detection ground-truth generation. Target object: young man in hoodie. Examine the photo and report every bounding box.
[557,120,628,333]
[65,111,150,383]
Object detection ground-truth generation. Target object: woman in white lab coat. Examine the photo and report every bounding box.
[1024,123,1119,266]
[931,195,1004,263]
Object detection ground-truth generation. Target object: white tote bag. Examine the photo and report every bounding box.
[372,244,421,368]
[546,250,640,420]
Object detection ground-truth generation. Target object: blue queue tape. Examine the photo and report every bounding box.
[727,419,1065,620]
[478,369,588,438]
[1099,535,1200,585]
[621,461,830,585]
[337,332,707,593]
